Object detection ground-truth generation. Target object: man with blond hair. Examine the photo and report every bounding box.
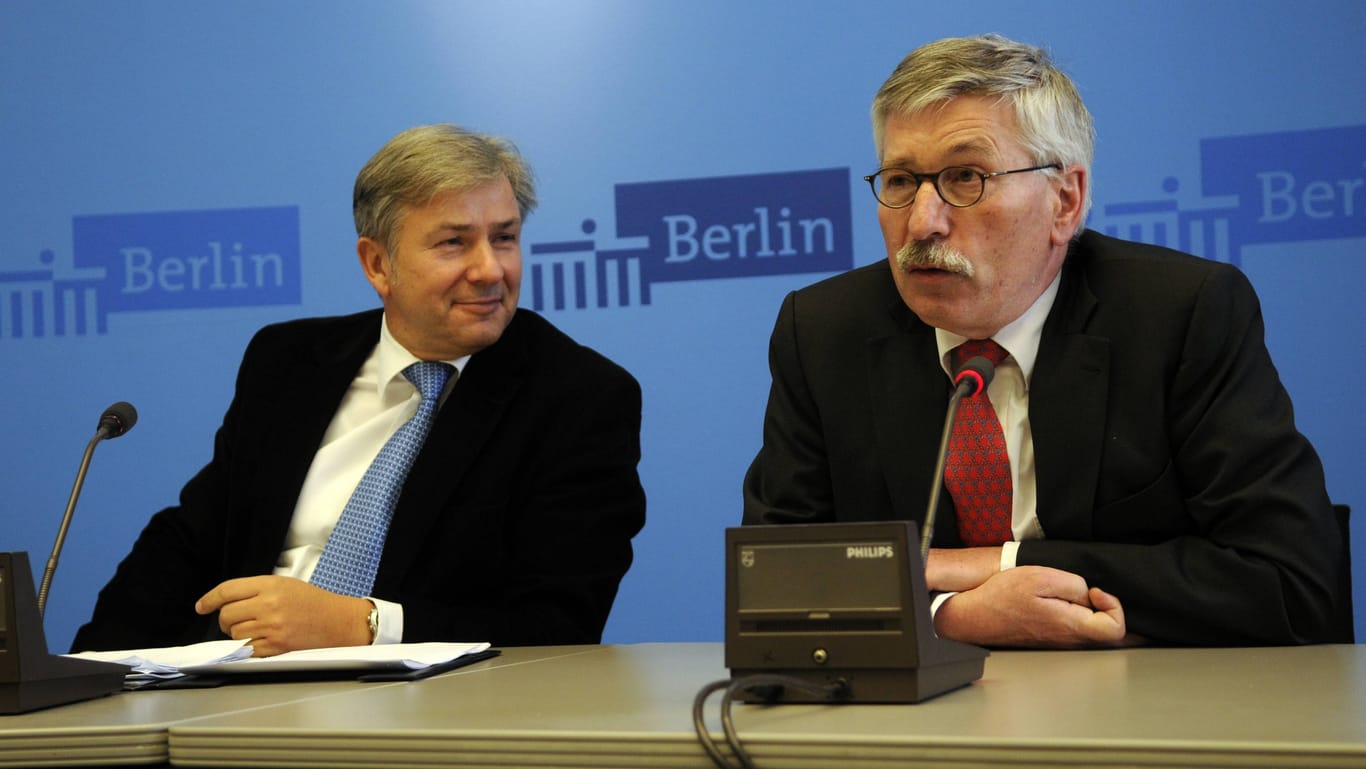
[76,125,646,654]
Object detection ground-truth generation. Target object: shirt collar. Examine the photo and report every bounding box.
[376,315,470,405]
[934,270,1062,388]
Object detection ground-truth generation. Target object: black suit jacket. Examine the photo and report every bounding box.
[73,308,646,651]
[743,230,1343,645]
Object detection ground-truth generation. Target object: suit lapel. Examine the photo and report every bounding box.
[241,312,382,573]
[1030,259,1109,540]
[866,301,961,544]
[376,312,529,589]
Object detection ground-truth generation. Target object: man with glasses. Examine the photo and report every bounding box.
[742,35,1343,647]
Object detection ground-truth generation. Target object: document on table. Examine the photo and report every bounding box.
[67,640,493,687]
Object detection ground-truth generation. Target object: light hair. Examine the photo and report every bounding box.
[871,34,1094,222]
[353,124,537,254]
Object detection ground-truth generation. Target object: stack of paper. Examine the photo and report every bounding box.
[67,641,492,688]
[68,640,254,687]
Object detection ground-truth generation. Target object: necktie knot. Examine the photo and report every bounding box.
[403,361,453,402]
[954,338,1009,369]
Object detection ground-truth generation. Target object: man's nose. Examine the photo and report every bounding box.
[903,178,952,242]
[466,239,505,282]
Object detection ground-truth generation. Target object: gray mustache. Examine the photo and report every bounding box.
[895,241,975,277]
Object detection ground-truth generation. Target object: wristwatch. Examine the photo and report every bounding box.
[366,601,380,644]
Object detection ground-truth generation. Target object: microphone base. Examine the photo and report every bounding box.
[725,522,989,704]
[1,666,129,715]
[1,552,127,714]
[731,655,987,704]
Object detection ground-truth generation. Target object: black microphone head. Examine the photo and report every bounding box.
[97,401,138,439]
[953,356,996,397]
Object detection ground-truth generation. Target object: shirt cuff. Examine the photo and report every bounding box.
[930,591,956,616]
[369,597,404,645]
[1000,540,1020,571]
[929,543,1019,629]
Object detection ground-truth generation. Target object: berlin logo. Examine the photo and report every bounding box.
[524,168,855,311]
[1087,124,1365,266]
[0,206,301,339]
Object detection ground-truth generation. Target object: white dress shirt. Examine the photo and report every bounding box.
[934,271,1061,570]
[273,315,467,643]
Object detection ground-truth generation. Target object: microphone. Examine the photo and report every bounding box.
[95,401,138,441]
[953,356,994,399]
[919,358,995,563]
[37,402,139,617]
[2,402,137,713]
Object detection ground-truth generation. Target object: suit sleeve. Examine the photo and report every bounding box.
[1018,265,1342,645]
[496,363,646,645]
[70,334,267,651]
[742,290,837,526]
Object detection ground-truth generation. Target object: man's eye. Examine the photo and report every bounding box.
[884,173,914,188]
[944,167,979,184]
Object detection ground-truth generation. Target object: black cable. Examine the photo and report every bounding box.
[720,679,762,769]
[693,674,851,769]
[693,679,735,769]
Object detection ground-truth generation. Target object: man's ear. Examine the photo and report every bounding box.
[1051,164,1088,246]
[357,237,393,298]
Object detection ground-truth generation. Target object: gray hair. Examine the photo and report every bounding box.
[871,34,1094,222]
[353,124,538,253]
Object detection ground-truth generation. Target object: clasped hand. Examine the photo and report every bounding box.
[195,575,372,657]
[926,547,1131,648]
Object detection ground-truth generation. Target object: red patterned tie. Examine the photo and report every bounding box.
[944,339,1013,546]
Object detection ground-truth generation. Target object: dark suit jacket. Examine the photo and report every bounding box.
[743,230,1343,645]
[73,308,646,651]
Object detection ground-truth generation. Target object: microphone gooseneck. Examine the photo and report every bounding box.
[919,358,996,563]
[37,402,139,617]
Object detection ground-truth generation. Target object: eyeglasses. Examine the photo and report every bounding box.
[863,163,1061,209]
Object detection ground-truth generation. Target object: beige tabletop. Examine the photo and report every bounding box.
[166,642,1366,769]
[0,644,600,767]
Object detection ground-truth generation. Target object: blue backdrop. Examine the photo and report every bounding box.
[4,1,1363,650]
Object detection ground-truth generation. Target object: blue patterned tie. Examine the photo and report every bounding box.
[311,361,453,597]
